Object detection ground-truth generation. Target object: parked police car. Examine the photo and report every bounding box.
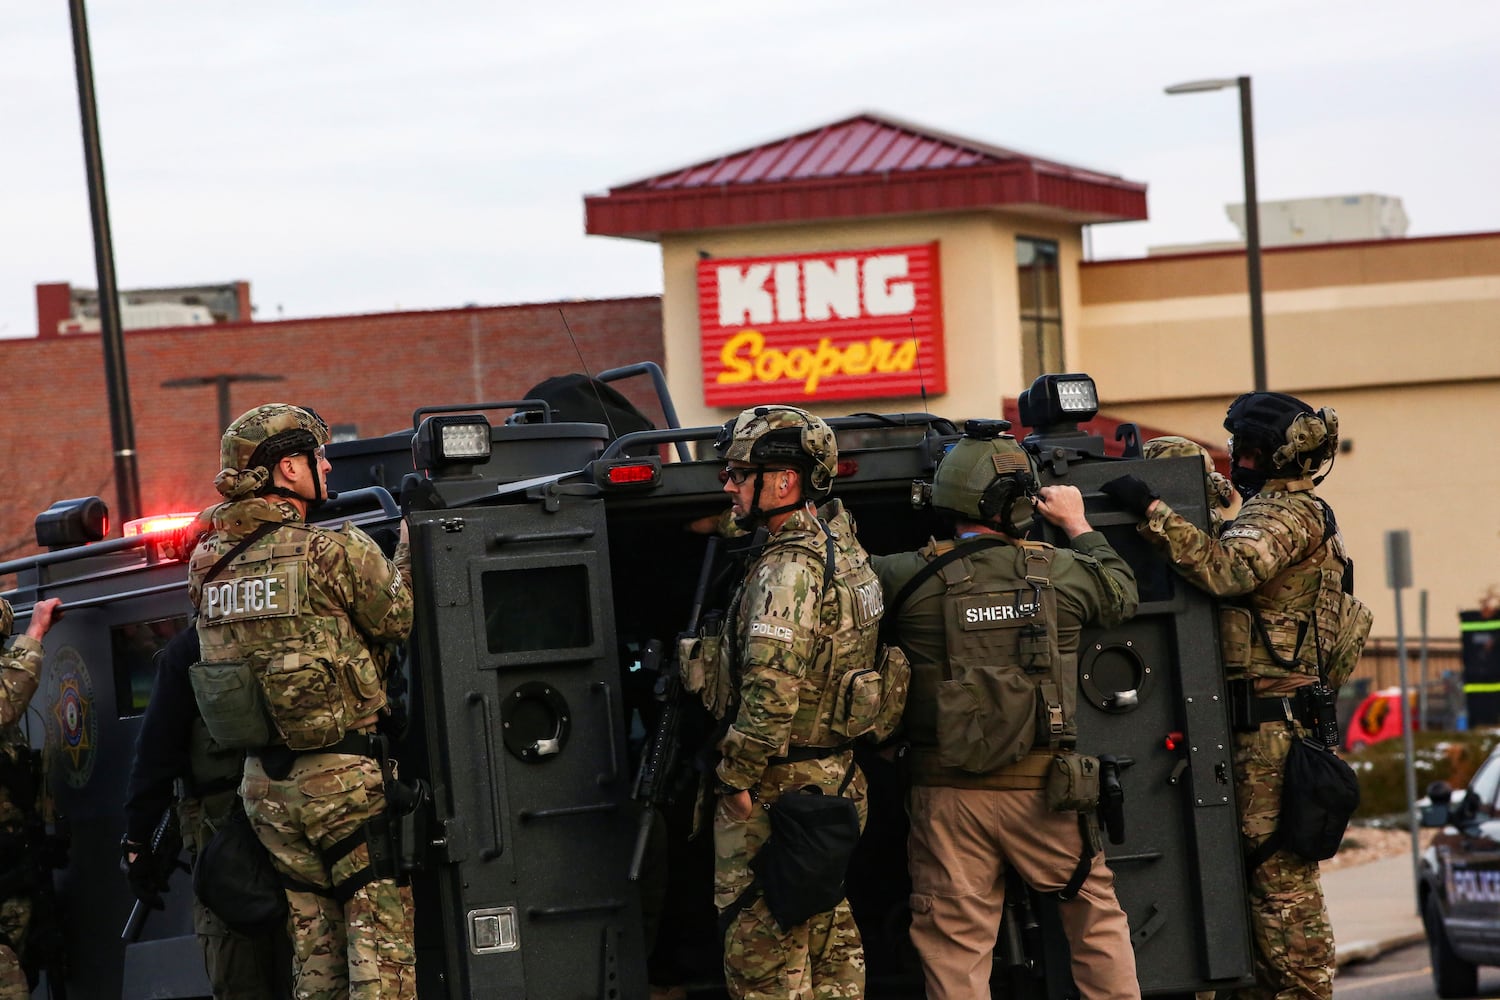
[1421,753,1500,998]
[3,365,1253,998]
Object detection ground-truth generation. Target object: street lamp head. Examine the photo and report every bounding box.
[1164,77,1241,95]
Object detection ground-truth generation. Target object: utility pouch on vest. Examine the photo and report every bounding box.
[1045,752,1101,813]
[679,612,732,719]
[936,664,1038,773]
[188,661,275,750]
[830,644,910,742]
[1320,591,1374,691]
[261,652,349,751]
[1035,679,1066,750]
[1218,606,1255,671]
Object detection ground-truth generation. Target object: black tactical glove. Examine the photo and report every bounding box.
[1100,475,1159,518]
[120,838,167,910]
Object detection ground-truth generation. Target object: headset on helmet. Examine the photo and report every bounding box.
[1223,392,1338,480]
[930,419,1038,536]
[714,405,838,497]
[215,404,333,501]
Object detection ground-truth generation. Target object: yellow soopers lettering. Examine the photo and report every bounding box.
[716,330,918,394]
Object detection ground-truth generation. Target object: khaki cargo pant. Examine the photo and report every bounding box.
[241,753,415,1000]
[906,784,1139,1000]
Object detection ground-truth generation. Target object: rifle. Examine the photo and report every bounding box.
[120,806,188,943]
[629,536,719,880]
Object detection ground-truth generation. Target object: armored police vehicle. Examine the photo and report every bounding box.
[2,364,1253,998]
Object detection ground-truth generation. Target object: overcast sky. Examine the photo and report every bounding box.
[3,1,1497,339]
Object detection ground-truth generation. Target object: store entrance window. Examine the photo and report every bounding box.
[1017,237,1062,382]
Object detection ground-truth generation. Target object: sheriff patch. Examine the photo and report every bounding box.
[1221,526,1263,541]
[750,621,795,646]
[955,593,1039,630]
[202,571,298,624]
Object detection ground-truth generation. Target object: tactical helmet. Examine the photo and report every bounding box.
[215,404,332,500]
[930,419,1038,534]
[0,597,12,640]
[1223,392,1338,478]
[714,405,838,497]
[1142,436,1236,517]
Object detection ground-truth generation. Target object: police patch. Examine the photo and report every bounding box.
[201,570,299,624]
[1221,526,1263,541]
[749,621,795,646]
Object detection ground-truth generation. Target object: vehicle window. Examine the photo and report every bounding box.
[111,615,190,718]
[481,564,592,655]
[1467,755,1500,816]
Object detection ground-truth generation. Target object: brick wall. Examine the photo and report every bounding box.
[1,296,663,562]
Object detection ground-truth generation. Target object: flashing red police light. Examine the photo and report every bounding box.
[122,513,200,537]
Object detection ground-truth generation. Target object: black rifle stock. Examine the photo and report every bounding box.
[629,536,720,880]
[120,806,186,943]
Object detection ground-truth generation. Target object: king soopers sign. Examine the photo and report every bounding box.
[696,243,946,405]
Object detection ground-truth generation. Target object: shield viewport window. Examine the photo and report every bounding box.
[481,564,593,655]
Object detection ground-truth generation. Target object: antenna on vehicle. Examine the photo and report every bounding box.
[558,308,618,441]
[910,319,929,415]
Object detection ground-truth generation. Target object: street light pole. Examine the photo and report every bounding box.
[1165,75,1268,391]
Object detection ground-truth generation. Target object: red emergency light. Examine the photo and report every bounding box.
[122,513,199,537]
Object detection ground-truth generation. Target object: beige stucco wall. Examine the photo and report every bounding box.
[653,213,1499,643]
[659,212,1084,431]
[1080,234,1500,641]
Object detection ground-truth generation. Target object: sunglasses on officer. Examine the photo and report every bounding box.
[718,465,792,486]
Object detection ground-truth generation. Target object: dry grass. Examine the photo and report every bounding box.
[1322,824,1437,871]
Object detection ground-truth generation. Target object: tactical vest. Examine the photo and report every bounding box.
[1218,491,1370,686]
[190,518,386,751]
[895,538,1077,786]
[773,506,887,750]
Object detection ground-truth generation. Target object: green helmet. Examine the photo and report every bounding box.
[215,404,331,500]
[715,405,838,497]
[931,419,1037,534]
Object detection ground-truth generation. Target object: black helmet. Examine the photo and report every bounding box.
[1223,391,1338,479]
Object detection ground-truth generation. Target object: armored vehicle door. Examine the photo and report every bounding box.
[409,492,647,999]
[1039,454,1255,995]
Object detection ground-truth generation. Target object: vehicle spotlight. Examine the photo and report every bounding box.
[413,414,493,477]
[1016,373,1099,431]
[36,496,110,550]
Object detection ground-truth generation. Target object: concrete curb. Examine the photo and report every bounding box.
[1335,931,1426,968]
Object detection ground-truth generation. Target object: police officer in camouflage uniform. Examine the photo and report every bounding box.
[0,596,62,1000]
[1102,392,1348,1000]
[704,405,884,999]
[872,423,1139,1000]
[189,404,416,1000]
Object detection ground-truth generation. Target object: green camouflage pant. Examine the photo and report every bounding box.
[0,897,29,1000]
[1219,723,1333,1000]
[241,753,415,1000]
[713,754,867,1000]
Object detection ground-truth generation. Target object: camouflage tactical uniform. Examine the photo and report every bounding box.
[874,532,1139,1000]
[712,500,882,1000]
[1136,476,1345,1000]
[0,600,44,1000]
[1140,436,1239,535]
[190,496,415,1000]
